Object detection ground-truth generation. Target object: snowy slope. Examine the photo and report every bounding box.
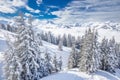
[0,28,120,80]
[42,41,71,68]
[0,29,72,79]
[41,69,120,80]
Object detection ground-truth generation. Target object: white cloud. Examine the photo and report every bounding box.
[52,0,120,24]
[0,0,26,13]
[25,13,32,17]
[12,0,26,7]
[25,6,40,13]
[34,10,40,13]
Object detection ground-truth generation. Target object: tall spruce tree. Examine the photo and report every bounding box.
[44,49,53,75]
[4,14,45,80]
[57,56,62,71]
[58,37,63,51]
[4,40,22,80]
[79,29,99,73]
[53,54,58,72]
[68,43,79,69]
[99,38,109,71]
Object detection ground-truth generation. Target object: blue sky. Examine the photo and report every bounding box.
[0,0,120,24]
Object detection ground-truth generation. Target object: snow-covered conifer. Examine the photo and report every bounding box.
[68,43,79,69]
[58,37,63,51]
[57,56,62,71]
[53,54,58,72]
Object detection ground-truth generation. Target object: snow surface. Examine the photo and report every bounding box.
[41,69,120,80]
[41,41,71,69]
[0,28,120,80]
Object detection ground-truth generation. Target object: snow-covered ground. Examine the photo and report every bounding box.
[41,41,71,68]
[0,28,120,80]
[41,69,120,80]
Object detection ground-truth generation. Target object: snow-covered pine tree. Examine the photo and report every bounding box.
[44,49,53,75]
[57,56,62,71]
[36,33,43,46]
[79,30,88,73]
[90,30,100,72]
[67,34,72,47]
[68,43,79,69]
[47,31,52,43]
[106,37,117,73]
[75,36,81,49]
[62,34,67,46]
[115,43,120,68]
[58,37,63,51]
[100,37,118,73]
[99,38,108,71]
[13,14,43,80]
[79,28,99,73]
[4,39,22,80]
[53,54,58,72]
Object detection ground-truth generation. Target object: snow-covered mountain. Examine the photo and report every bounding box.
[35,22,120,43]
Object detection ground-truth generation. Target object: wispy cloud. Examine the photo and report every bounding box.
[25,6,41,13]
[52,0,120,24]
[0,0,26,13]
[0,0,42,14]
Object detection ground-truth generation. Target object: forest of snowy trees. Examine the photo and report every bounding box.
[68,29,120,74]
[2,14,120,80]
[4,14,62,80]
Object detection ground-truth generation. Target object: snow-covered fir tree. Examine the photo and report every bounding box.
[79,29,100,73]
[57,56,62,71]
[99,37,120,73]
[47,31,52,43]
[58,37,63,51]
[4,14,46,80]
[107,37,118,72]
[4,40,22,80]
[115,43,120,68]
[62,34,67,46]
[53,54,59,72]
[44,49,53,75]
[68,43,79,69]
[75,36,81,49]
[36,33,43,46]
[67,34,72,47]
[99,38,109,71]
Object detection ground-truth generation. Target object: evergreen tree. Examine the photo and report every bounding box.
[99,38,109,71]
[67,34,72,47]
[106,37,117,72]
[36,33,43,46]
[68,43,79,69]
[44,49,53,75]
[58,37,63,51]
[115,43,120,68]
[47,31,52,43]
[62,34,67,46]
[57,56,62,71]
[100,37,118,73]
[4,40,22,80]
[53,54,58,72]
[79,29,99,73]
[75,36,81,49]
[4,14,44,80]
